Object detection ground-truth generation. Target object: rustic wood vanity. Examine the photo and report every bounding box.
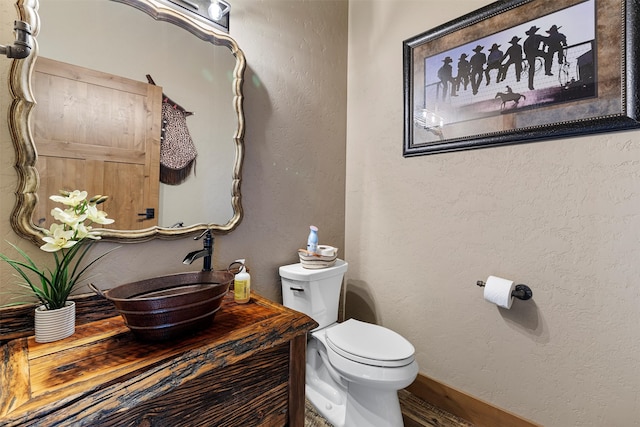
[0,292,317,426]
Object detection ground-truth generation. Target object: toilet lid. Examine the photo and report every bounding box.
[325,319,415,367]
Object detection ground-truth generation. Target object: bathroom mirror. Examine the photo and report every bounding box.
[9,0,245,244]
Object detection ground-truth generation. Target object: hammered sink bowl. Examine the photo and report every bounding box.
[97,270,234,341]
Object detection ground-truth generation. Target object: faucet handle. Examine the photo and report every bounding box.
[195,229,214,255]
[194,229,211,240]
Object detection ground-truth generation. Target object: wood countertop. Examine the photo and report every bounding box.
[0,292,317,426]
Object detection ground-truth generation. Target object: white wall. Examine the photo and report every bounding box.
[345,1,640,425]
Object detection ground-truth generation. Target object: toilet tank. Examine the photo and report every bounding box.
[280,259,348,330]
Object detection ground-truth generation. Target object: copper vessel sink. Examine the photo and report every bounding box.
[92,271,234,341]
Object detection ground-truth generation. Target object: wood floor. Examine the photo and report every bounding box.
[304,389,474,427]
[399,389,475,427]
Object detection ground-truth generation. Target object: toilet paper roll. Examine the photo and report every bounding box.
[483,276,516,309]
[317,245,337,257]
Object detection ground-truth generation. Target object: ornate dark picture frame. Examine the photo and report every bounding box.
[403,0,640,157]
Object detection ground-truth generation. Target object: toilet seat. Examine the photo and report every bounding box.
[325,319,415,368]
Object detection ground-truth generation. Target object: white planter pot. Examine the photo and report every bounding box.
[34,301,76,343]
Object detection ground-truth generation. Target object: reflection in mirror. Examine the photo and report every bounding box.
[9,0,245,244]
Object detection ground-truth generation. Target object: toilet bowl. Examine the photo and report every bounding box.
[280,260,418,427]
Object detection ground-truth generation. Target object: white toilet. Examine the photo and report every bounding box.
[280,259,418,427]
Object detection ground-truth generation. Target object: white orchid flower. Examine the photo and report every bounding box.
[81,224,101,240]
[50,190,88,207]
[51,207,86,229]
[86,204,115,225]
[40,223,78,252]
[74,222,100,240]
[1,189,117,311]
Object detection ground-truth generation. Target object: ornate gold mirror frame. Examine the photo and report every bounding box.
[8,0,245,245]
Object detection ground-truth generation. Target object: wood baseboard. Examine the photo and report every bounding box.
[406,373,542,427]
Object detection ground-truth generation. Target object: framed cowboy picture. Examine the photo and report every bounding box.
[403,0,640,157]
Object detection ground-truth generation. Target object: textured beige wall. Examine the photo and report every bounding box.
[0,0,347,304]
[345,1,640,425]
[4,0,639,425]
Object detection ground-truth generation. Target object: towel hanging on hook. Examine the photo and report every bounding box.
[147,74,198,185]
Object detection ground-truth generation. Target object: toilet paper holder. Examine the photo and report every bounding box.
[476,280,533,300]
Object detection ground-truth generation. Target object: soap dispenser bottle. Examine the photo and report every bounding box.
[307,225,318,254]
[234,259,251,304]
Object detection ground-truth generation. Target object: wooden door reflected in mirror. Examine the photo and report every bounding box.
[32,57,162,231]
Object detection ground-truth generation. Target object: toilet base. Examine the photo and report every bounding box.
[345,382,404,427]
[306,382,404,427]
[306,337,347,426]
[306,347,405,427]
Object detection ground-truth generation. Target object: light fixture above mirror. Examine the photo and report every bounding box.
[208,0,230,22]
[165,0,230,32]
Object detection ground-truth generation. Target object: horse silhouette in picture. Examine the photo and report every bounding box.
[495,88,526,110]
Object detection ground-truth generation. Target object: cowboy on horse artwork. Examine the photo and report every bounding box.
[420,0,595,127]
[495,86,526,109]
